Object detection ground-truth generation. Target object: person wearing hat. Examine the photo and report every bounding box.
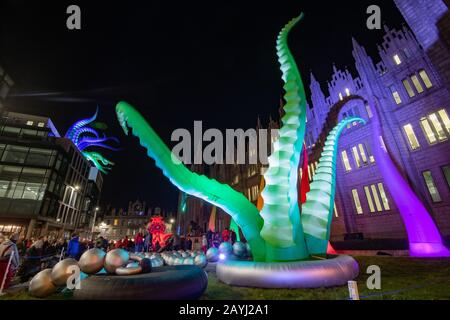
[0,233,20,289]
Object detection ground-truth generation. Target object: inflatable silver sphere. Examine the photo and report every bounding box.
[163,255,172,265]
[151,257,164,268]
[104,249,130,274]
[50,258,79,287]
[78,248,106,274]
[233,242,247,257]
[219,242,233,255]
[183,257,194,265]
[126,262,139,268]
[190,251,197,257]
[181,252,190,258]
[174,257,185,265]
[194,254,208,268]
[29,269,57,298]
[206,247,219,262]
[245,242,252,256]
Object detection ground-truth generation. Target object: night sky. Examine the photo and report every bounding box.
[0,1,406,212]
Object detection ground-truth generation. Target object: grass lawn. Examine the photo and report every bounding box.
[201,256,450,300]
[1,256,449,300]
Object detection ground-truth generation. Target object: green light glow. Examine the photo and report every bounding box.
[115,13,366,262]
[259,14,309,261]
[82,151,115,174]
[302,117,366,255]
[116,101,266,261]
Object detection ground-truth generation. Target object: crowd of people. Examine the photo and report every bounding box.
[0,226,239,291]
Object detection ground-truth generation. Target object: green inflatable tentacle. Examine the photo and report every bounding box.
[260,14,309,259]
[116,101,266,261]
[82,151,114,174]
[302,117,366,255]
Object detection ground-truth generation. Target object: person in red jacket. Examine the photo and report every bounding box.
[221,227,231,243]
[134,232,144,253]
[121,236,129,250]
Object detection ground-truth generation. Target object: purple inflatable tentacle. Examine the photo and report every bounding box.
[65,106,99,139]
[73,127,100,145]
[369,97,450,257]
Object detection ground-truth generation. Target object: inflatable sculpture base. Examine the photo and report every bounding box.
[216,255,359,289]
[73,265,208,300]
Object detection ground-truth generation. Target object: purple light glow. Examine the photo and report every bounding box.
[370,98,450,257]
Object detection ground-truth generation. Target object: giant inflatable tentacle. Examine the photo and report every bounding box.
[368,98,450,257]
[65,106,99,140]
[78,135,120,151]
[116,101,267,261]
[259,14,309,259]
[302,117,366,255]
[72,127,100,146]
[82,151,114,174]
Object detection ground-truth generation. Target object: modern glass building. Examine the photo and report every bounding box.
[0,109,103,239]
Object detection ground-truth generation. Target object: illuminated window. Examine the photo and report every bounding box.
[310,163,316,177]
[389,85,402,104]
[421,117,438,144]
[250,185,259,201]
[352,189,363,214]
[26,121,34,126]
[402,79,415,97]
[366,143,375,163]
[377,183,390,210]
[339,93,343,101]
[334,202,339,218]
[345,88,350,96]
[411,75,424,93]
[393,54,402,65]
[442,166,450,189]
[341,150,352,172]
[428,113,446,141]
[371,184,383,211]
[37,122,45,127]
[113,219,118,226]
[422,171,442,202]
[419,69,433,89]
[365,104,373,118]
[364,186,375,213]
[438,109,450,134]
[403,124,420,150]
[352,146,361,168]
[358,144,368,165]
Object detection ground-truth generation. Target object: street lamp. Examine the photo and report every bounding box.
[91,206,100,240]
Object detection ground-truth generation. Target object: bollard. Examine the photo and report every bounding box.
[348,280,360,300]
